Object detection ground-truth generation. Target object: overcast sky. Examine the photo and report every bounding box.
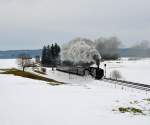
[0,0,150,50]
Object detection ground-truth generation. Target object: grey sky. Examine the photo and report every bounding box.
[0,0,150,50]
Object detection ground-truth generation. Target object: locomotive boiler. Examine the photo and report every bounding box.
[56,66,104,79]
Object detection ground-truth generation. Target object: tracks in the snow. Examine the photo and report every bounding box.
[102,78,150,92]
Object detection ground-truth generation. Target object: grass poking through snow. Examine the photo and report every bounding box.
[0,68,63,85]
[118,107,143,114]
[34,70,47,75]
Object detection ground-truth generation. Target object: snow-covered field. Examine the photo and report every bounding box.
[0,59,150,125]
[101,58,150,85]
[0,59,17,69]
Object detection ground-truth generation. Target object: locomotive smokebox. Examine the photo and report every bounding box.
[95,68,104,79]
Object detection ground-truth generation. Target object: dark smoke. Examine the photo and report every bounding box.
[95,36,121,60]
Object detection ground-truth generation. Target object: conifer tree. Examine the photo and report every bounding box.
[47,45,52,65]
[41,43,61,67]
[41,46,47,65]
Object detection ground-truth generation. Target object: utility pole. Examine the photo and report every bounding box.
[104,64,106,78]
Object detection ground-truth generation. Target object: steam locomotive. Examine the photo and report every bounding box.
[56,66,104,79]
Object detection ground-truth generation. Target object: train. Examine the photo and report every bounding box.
[56,66,104,79]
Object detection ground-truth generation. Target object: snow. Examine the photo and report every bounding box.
[101,58,150,85]
[0,59,17,69]
[0,59,150,125]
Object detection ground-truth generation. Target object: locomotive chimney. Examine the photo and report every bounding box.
[93,55,100,69]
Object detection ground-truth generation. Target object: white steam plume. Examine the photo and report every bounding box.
[61,37,101,63]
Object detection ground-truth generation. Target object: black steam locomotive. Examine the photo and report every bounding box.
[56,66,104,79]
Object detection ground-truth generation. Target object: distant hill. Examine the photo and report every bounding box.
[0,48,149,59]
[118,48,130,57]
[119,48,150,57]
[0,49,42,59]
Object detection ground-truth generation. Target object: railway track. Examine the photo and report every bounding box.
[56,66,150,92]
[103,78,150,92]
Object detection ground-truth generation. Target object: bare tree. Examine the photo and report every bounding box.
[17,54,32,71]
[111,70,122,80]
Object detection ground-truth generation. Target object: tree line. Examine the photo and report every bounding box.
[17,36,122,72]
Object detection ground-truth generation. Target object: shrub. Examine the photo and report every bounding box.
[111,70,122,80]
[41,67,46,73]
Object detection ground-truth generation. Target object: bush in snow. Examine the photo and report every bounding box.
[41,67,46,73]
[111,70,122,80]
